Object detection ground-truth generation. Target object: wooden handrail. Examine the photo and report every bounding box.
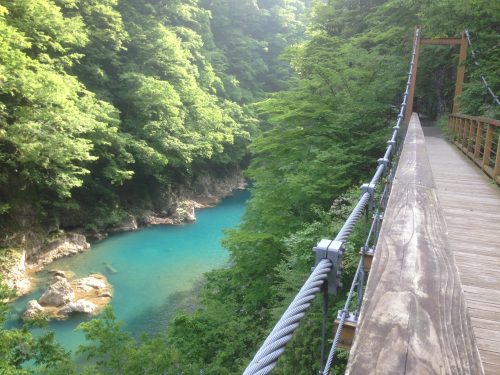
[448,114,500,184]
[347,114,483,374]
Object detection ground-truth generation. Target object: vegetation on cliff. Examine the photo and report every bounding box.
[0,0,498,373]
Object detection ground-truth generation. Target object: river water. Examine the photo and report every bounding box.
[8,190,249,354]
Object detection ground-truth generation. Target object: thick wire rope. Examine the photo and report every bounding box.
[243,258,332,375]
[243,27,421,375]
[320,27,421,375]
[465,30,500,106]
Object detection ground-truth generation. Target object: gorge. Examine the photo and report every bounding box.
[8,190,249,354]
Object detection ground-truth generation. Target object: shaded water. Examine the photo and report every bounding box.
[8,190,249,354]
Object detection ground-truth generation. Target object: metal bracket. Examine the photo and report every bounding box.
[378,158,389,168]
[361,183,375,210]
[313,239,343,295]
[360,183,375,196]
[337,310,358,324]
[378,158,390,177]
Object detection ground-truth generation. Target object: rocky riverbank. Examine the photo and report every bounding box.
[1,175,247,297]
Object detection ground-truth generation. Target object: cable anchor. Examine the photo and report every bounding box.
[313,239,343,295]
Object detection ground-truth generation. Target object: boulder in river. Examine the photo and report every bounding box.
[25,272,112,320]
[39,277,74,307]
[24,300,45,318]
[59,299,97,314]
[76,275,107,292]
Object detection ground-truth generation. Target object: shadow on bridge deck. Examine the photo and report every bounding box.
[424,122,500,374]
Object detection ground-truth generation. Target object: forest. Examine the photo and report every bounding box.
[0,0,498,374]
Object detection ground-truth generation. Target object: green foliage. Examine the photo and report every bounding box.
[160,0,499,373]
[0,0,498,374]
[0,0,276,234]
[0,276,70,373]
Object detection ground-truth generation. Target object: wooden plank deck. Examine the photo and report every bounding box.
[424,124,500,375]
[347,114,483,374]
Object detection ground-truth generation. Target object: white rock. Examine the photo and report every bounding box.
[50,270,68,278]
[24,300,44,318]
[76,276,106,291]
[59,299,97,315]
[108,215,137,233]
[31,233,90,270]
[39,278,74,306]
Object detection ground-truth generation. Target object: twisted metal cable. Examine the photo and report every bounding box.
[465,30,500,106]
[244,193,371,375]
[321,27,422,375]
[335,192,371,242]
[322,257,363,375]
[243,259,332,375]
[243,28,421,375]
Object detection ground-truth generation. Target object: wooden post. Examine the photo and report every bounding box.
[461,117,467,149]
[468,119,475,154]
[359,248,375,273]
[452,32,468,113]
[405,28,421,122]
[494,132,500,182]
[334,314,358,349]
[483,124,494,169]
[474,121,483,161]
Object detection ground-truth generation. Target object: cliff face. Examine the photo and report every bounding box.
[0,172,246,296]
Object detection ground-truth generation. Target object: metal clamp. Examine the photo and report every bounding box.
[361,183,375,196]
[377,158,389,168]
[361,183,376,210]
[313,239,343,295]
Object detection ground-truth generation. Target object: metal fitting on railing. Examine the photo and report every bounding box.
[361,182,376,210]
[313,240,343,295]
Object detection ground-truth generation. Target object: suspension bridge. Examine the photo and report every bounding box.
[243,28,500,374]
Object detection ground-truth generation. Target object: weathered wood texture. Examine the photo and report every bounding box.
[424,125,500,375]
[346,114,483,374]
[420,38,462,45]
[448,114,500,184]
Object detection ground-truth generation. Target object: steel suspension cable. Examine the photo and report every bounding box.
[465,30,500,106]
[320,26,421,375]
[243,258,332,375]
[243,27,421,375]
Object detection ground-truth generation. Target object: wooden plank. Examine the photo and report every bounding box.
[484,362,500,374]
[476,339,500,355]
[449,114,500,127]
[424,125,500,374]
[421,38,462,45]
[470,308,500,322]
[474,328,500,343]
[346,114,483,374]
[471,318,500,332]
[480,350,500,366]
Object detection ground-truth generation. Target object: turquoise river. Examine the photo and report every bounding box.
[8,190,249,355]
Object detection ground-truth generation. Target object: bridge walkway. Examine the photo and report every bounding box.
[424,124,500,374]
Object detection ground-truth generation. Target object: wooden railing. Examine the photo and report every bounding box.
[448,114,500,184]
[347,114,483,374]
